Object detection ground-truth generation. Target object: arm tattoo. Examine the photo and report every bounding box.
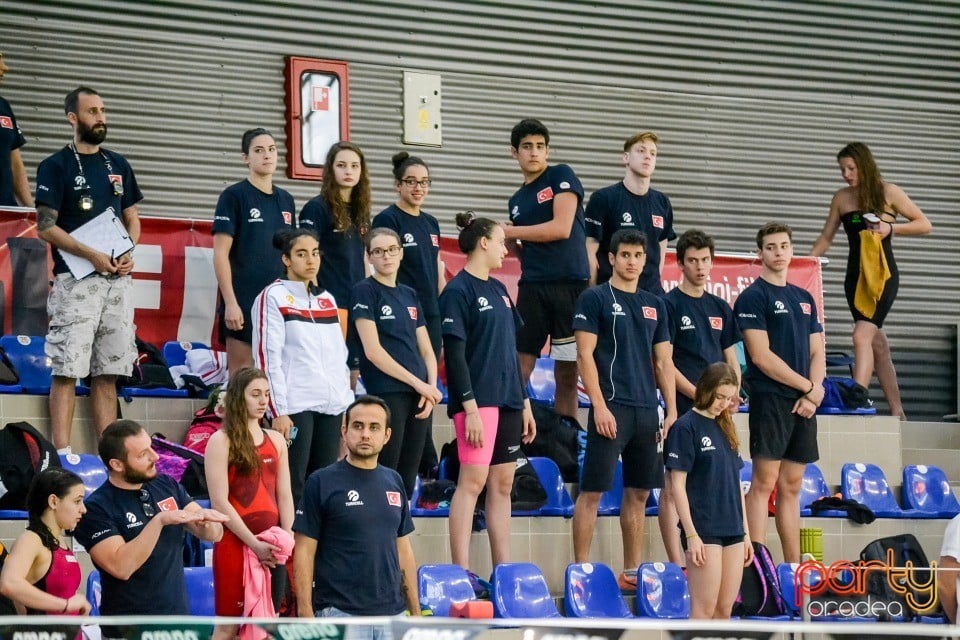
[37,205,59,232]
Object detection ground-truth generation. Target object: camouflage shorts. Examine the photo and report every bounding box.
[46,273,137,379]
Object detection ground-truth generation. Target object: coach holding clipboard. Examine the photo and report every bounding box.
[34,86,142,453]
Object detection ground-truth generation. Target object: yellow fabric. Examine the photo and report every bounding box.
[854,229,891,319]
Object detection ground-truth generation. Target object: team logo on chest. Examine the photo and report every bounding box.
[611,302,625,317]
[502,295,511,308]
[380,305,395,319]
[799,302,811,315]
[345,489,364,506]
[477,296,493,312]
[536,186,554,204]
[430,234,439,247]
[642,306,658,320]
[249,208,262,222]
[408,306,418,320]
[0,116,12,129]
[709,316,723,330]
[621,212,633,225]
[386,491,402,507]
[282,210,292,225]
[652,215,664,229]
[680,315,694,331]
[75,175,86,188]
[700,436,715,452]
[774,300,788,314]
[403,233,416,247]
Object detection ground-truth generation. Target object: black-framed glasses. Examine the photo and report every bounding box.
[369,245,402,258]
[400,178,431,188]
[139,488,155,518]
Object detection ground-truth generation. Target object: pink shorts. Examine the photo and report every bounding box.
[453,407,500,465]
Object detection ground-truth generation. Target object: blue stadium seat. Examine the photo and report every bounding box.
[564,562,634,618]
[59,453,107,498]
[184,566,215,616]
[409,477,451,518]
[527,357,590,408]
[491,562,561,618]
[777,563,800,618]
[0,335,89,396]
[513,457,574,517]
[162,340,209,367]
[739,458,752,495]
[596,460,658,516]
[841,462,921,518]
[902,464,960,518]
[800,463,845,517]
[418,564,476,617]
[636,562,690,619]
[436,379,448,405]
[86,569,101,616]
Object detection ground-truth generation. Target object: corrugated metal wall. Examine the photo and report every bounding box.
[1,0,958,418]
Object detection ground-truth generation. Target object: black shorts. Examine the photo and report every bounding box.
[218,304,253,344]
[491,408,524,466]
[515,280,587,359]
[748,392,819,464]
[680,532,744,550]
[580,402,663,492]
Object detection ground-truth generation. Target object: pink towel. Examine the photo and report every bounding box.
[239,527,295,640]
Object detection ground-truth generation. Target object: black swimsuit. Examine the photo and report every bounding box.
[840,211,899,327]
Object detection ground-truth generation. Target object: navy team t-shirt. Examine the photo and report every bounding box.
[73,474,192,615]
[212,179,295,311]
[35,146,144,275]
[572,283,670,408]
[371,204,441,317]
[664,287,740,412]
[293,460,413,616]
[0,97,27,206]
[350,277,427,395]
[299,196,366,309]
[507,164,589,284]
[665,410,745,538]
[439,270,524,416]
[584,182,676,293]
[734,277,823,398]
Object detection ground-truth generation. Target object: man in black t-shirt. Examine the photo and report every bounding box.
[0,54,32,207]
[734,223,825,564]
[293,395,420,630]
[73,420,226,617]
[35,87,143,451]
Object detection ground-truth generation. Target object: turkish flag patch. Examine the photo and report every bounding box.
[386,491,402,507]
[157,497,179,512]
[317,297,336,310]
[536,186,554,204]
[108,174,123,187]
[0,116,12,129]
[408,307,418,320]
[709,316,723,330]
[800,303,811,315]
[430,234,439,247]
[642,306,657,320]
[282,211,292,225]
[652,215,664,229]
[502,295,511,307]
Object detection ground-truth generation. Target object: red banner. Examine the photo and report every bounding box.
[0,209,824,348]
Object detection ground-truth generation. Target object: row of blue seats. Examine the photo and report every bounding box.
[86,565,213,616]
[409,456,960,520]
[0,335,210,399]
[420,560,945,622]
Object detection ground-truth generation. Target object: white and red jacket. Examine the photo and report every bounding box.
[252,279,353,418]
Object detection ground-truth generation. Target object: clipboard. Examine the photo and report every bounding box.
[61,210,135,279]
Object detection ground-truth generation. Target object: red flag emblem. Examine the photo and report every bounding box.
[536,187,554,204]
[709,316,723,330]
[652,215,664,228]
[0,116,12,129]
[502,296,511,307]
[282,211,292,225]
[408,307,418,320]
[157,497,179,512]
[800,303,811,315]
[386,491,402,507]
[430,234,439,247]
[642,306,657,320]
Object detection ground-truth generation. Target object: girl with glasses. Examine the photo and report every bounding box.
[349,227,443,496]
[0,468,92,615]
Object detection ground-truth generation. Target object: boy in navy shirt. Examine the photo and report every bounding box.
[571,228,677,590]
[0,54,32,207]
[734,222,825,563]
[584,131,676,293]
[504,118,589,422]
[661,229,741,564]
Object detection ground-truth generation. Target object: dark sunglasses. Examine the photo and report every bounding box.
[139,488,155,518]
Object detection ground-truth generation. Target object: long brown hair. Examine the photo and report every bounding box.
[222,367,268,475]
[837,142,885,215]
[693,362,740,451]
[320,141,371,233]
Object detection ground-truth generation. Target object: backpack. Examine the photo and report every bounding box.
[151,435,208,500]
[859,533,939,617]
[732,541,785,617]
[118,337,177,389]
[0,421,62,510]
[522,402,580,482]
[182,405,222,455]
[439,441,548,511]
